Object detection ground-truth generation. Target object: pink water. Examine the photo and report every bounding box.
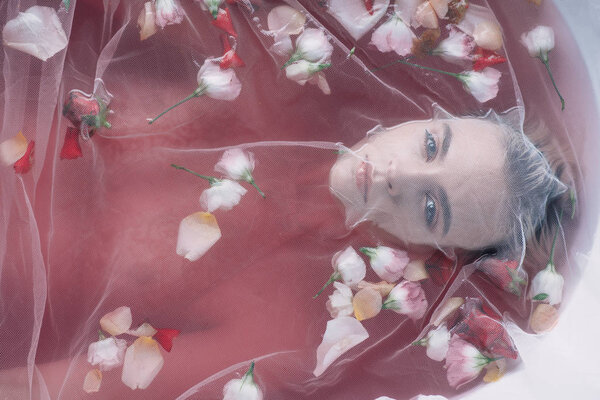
[0,0,597,399]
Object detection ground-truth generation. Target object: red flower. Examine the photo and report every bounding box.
[153,328,180,352]
[62,90,111,134]
[212,8,237,37]
[14,141,35,174]
[454,299,518,359]
[364,0,374,15]
[60,127,83,160]
[220,35,245,69]
[472,48,507,71]
[477,257,526,296]
[425,250,455,286]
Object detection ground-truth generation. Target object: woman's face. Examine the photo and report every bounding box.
[329,118,510,250]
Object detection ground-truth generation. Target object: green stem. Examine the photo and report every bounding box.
[548,208,565,268]
[148,87,206,124]
[249,179,266,198]
[171,164,218,185]
[540,57,565,111]
[313,272,341,299]
[282,53,302,69]
[241,361,255,387]
[359,247,376,259]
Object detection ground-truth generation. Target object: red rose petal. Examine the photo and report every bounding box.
[153,328,180,352]
[212,8,237,37]
[220,35,245,69]
[14,141,34,174]
[472,48,507,71]
[60,127,83,160]
[364,0,374,15]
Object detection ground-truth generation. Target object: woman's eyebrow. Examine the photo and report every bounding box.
[438,184,452,236]
[440,123,453,159]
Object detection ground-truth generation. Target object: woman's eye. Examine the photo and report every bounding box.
[425,193,437,228]
[425,130,437,161]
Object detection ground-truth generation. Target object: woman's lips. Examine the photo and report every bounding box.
[356,159,373,203]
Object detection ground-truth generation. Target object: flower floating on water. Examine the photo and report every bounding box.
[200,179,248,212]
[521,25,565,110]
[313,316,369,377]
[283,28,333,68]
[413,324,450,362]
[326,282,354,319]
[87,337,128,371]
[215,149,264,197]
[100,306,133,336]
[370,13,415,57]
[285,60,331,86]
[432,26,475,63]
[0,132,35,174]
[212,8,237,37]
[352,287,382,321]
[223,361,263,400]
[155,0,184,28]
[60,127,83,160]
[459,68,501,103]
[445,335,498,388]
[314,246,366,298]
[360,246,409,283]
[176,211,222,261]
[477,258,526,296]
[121,336,165,390]
[148,59,241,124]
[382,280,427,320]
[529,221,564,305]
[2,6,68,61]
[138,2,158,41]
[220,35,245,69]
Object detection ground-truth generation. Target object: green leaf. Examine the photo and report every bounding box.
[533,293,549,301]
[63,0,70,11]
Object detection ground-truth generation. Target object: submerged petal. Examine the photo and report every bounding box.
[121,337,165,390]
[83,369,102,393]
[176,212,222,261]
[327,0,390,41]
[313,316,369,376]
[0,132,28,166]
[100,306,133,336]
[2,6,68,61]
[267,5,306,36]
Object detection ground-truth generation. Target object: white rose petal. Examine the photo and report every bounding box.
[2,6,68,61]
[425,324,450,362]
[413,1,438,29]
[430,297,464,326]
[100,306,133,336]
[434,27,475,63]
[197,60,242,101]
[155,0,184,28]
[361,246,409,283]
[521,25,555,59]
[294,29,333,63]
[313,316,369,377]
[410,395,448,400]
[200,179,247,212]
[327,0,390,41]
[128,322,158,337]
[473,20,503,51]
[176,212,222,261]
[326,282,354,319]
[370,15,415,57]
[121,337,165,390]
[222,377,263,400]
[459,67,501,103]
[138,2,158,41]
[87,337,128,371]
[267,5,306,36]
[214,148,255,182]
[429,0,450,19]
[528,263,564,305]
[394,0,420,23]
[83,369,102,393]
[270,33,294,57]
[285,60,329,86]
[0,132,28,166]
[332,246,367,287]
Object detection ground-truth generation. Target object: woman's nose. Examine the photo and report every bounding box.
[385,158,426,197]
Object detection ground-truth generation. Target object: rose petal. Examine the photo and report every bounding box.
[313,317,369,376]
[83,369,102,393]
[176,212,222,261]
[267,5,306,36]
[153,328,180,352]
[128,322,158,337]
[429,0,450,18]
[212,8,237,37]
[0,132,28,166]
[473,20,503,51]
[394,0,420,23]
[100,306,133,336]
[138,2,158,41]
[356,280,395,297]
[430,297,464,326]
[403,259,429,281]
[121,337,165,390]
[60,127,83,160]
[483,358,506,383]
[414,1,439,29]
[13,141,35,174]
[327,0,390,41]
[352,288,382,321]
[530,303,559,334]
[2,6,68,61]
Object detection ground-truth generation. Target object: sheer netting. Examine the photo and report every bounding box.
[0,0,596,399]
